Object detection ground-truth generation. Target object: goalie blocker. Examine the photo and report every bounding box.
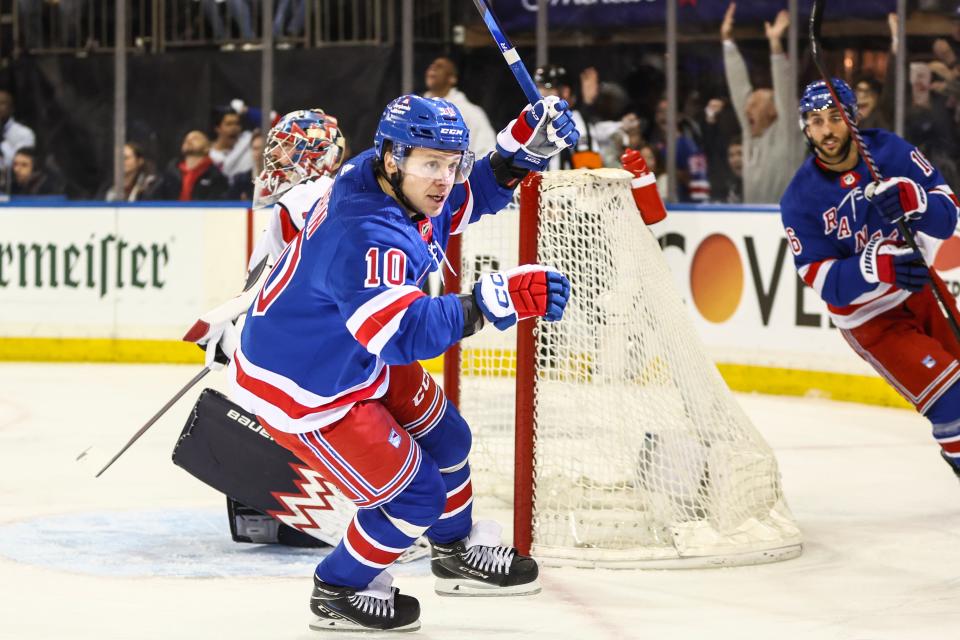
[172,388,353,548]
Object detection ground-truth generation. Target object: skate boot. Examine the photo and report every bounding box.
[308,572,420,632]
[430,520,540,597]
[943,450,960,484]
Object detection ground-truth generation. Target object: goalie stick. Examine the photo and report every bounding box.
[471,0,542,105]
[95,366,211,477]
[95,256,271,478]
[809,0,960,343]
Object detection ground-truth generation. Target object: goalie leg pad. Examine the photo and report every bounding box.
[172,389,354,547]
[226,497,332,547]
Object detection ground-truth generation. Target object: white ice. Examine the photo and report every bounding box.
[1,362,959,640]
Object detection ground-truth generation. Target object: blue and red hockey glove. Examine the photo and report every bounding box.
[495,96,580,172]
[865,177,928,225]
[473,265,571,330]
[859,237,931,292]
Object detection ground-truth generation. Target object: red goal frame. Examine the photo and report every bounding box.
[442,172,541,556]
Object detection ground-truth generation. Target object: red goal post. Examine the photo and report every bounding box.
[444,169,802,568]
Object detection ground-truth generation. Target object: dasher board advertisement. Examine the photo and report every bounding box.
[0,205,248,341]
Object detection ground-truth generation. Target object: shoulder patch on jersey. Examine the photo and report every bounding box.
[340,164,355,175]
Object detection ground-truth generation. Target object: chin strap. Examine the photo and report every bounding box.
[376,161,424,218]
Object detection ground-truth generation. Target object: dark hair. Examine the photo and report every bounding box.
[534,64,570,90]
[729,135,743,147]
[125,141,146,160]
[211,106,240,132]
[432,56,459,77]
[14,146,37,161]
[637,143,664,176]
[854,76,882,96]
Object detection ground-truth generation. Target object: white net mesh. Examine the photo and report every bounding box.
[456,169,802,568]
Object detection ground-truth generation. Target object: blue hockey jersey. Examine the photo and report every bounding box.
[780,129,959,328]
[228,148,513,434]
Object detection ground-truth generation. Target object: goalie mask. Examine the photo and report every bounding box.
[253,109,346,208]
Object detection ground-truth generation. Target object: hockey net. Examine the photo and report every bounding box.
[444,169,802,568]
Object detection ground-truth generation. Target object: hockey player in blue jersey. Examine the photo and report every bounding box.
[782,79,960,486]
[227,94,577,632]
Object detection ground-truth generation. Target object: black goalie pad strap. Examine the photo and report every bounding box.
[172,388,347,545]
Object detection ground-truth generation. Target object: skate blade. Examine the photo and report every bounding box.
[434,577,541,597]
[309,616,421,633]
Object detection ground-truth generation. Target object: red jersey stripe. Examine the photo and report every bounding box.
[443,481,473,515]
[234,356,388,419]
[353,290,425,347]
[345,520,405,566]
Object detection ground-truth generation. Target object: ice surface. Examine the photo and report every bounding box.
[0,363,958,640]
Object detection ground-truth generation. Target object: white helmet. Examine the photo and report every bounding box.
[253,108,346,208]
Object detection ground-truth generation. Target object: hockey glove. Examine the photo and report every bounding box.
[495,96,580,172]
[864,177,928,225]
[473,265,571,331]
[183,317,240,371]
[859,237,931,292]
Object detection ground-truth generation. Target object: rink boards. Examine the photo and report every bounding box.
[3,200,960,407]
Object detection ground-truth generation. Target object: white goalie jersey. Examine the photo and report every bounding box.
[247,175,335,271]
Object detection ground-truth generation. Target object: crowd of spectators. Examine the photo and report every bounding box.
[7,3,960,206]
[506,2,960,205]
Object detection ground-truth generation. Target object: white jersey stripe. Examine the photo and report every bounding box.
[235,346,386,408]
[810,259,835,296]
[229,379,354,433]
[438,497,473,520]
[828,289,911,329]
[342,535,391,569]
[346,285,424,337]
[451,187,474,236]
[354,518,407,554]
[365,308,411,357]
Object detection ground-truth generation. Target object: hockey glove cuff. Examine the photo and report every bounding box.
[864,177,928,225]
[489,151,530,190]
[473,265,571,331]
[458,293,487,338]
[495,96,580,172]
[859,237,931,292]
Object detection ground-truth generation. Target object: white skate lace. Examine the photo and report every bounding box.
[348,571,397,619]
[347,589,396,619]
[463,544,516,575]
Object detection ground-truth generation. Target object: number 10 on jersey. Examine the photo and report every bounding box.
[365,248,407,288]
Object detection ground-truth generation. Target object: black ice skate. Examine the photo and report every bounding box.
[309,572,420,633]
[943,450,960,484]
[430,520,541,597]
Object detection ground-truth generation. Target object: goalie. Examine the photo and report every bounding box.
[181,108,353,549]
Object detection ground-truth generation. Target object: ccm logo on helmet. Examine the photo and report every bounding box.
[440,128,461,135]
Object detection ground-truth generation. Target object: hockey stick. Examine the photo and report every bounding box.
[809,0,960,343]
[471,0,542,104]
[96,257,272,477]
[95,366,211,477]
